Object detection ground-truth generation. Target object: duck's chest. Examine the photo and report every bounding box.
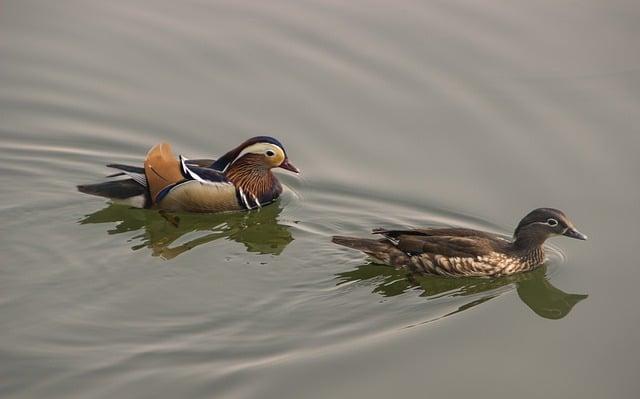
[475,252,543,276]
[235,180,283,210]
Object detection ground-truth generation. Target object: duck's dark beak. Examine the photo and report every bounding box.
[563,227,588,240]
[279,158,300,174]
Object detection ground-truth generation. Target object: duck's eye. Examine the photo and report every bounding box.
[266,150,275,157]
[547,218,559,227]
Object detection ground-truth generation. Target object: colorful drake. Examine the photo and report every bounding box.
[332,208,587,277]
[78,136,299,212]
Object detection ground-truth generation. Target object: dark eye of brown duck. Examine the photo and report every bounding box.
[546,218,558,227]
[266,150,275,157]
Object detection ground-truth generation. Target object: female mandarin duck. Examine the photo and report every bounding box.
[332,208,587,277]
[78,136,299,212]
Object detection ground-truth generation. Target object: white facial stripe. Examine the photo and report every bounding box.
[229,143,285,168]
[529,220,563,229]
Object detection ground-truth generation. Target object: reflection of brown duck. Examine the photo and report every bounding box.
[79,202,293,259]
[336,265,587,320]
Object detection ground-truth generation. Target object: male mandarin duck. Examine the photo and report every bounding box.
[332,208,587,277]
[78,136,299,212]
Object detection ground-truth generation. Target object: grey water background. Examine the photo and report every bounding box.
[1,0,639,398]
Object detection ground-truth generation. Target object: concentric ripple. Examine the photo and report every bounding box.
[0,136,582,398]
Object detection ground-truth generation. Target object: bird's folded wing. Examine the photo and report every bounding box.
[185,159,216,168]
[397,235,490,258]
[150,152,238,212]
[144,143,185,204]
[375,227,490,239]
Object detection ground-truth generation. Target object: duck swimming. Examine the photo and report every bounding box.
[78,136,299,212]
[332,208,587,277]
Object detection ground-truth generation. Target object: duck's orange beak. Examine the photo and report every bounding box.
[279,158,300,174]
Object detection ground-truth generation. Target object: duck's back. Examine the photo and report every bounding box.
[375,227,510,253]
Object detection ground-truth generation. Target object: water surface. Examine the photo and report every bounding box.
[1,1,639,398]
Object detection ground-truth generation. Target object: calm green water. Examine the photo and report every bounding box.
[2,1,639,398]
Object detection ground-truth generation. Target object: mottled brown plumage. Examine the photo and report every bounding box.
[332,208,587,277]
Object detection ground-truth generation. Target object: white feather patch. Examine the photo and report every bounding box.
[113,194,146,208]
[179,156,208,183]
[226,143,284,171]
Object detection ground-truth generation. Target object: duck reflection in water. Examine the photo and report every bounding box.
[79,202,294,259]
[336,264,587,320]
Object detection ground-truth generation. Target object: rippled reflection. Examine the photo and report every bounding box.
[336,265,587,320]
[79,202,293,259]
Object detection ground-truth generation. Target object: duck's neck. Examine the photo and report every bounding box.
[512,234,546,264]
[225,160,281,205]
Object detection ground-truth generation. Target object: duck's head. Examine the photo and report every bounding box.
[514,208,587,247]
[213,136,299,174]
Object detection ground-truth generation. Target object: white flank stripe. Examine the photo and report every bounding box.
[251,194,261,208]
[239,188,251,209]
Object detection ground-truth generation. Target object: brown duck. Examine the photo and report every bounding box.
[78,136,299,212]
[332,208,587,277]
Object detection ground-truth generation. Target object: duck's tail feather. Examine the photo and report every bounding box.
[106,163,145,175]
[77,179,148,208]
[106,164,147,187]
[331,236,410,267]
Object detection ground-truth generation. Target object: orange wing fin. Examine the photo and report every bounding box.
[144,143,185,204]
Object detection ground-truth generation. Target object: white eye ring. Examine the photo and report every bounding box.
[265,150,275,157]
[546,218,558,227]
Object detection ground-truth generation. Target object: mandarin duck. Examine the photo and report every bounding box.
[78,136,299,212]
[332,208,587,277]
